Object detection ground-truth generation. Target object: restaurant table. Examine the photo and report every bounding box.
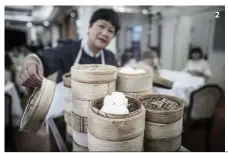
[153,69,205,107]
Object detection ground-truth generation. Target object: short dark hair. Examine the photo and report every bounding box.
[188,47,203,59]
[89,8,121,35]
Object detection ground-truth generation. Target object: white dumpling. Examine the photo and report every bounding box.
[111,92,128,106]
[103,94,112,105]
[134,69,146,74]
[101,92,129,114]
[119,66,134,74]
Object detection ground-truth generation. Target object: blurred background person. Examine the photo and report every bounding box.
[183,47,212,81]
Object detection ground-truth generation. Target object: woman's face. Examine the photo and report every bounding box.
[88,20,115,50]
[192,52,201,60]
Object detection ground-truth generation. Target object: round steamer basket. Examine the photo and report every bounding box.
[88,131,144,152]
[73,141,89,152]
[64,111,71,125]
[72,98,90,117]
[145,117,183,139]
[63,73,72,101]
[66,124,73,143]
[73,130,88,147]
[88,96,146,141]
[122,89,152,100]
[19,78,56,133]
[62,73,71,87]
[138,94,184,124]
[117,68,153,92]
[64,98,71,112]
[71,64,118,83]
[71,112,88,133]
[63,87,71,102]
[66,124,73,136]
[144,134,182,152]
[71,80,116,101]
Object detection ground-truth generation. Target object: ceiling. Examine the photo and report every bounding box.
[5,6,74,26]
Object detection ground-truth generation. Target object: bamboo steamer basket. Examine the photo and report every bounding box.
[117,68,153,92]
[73,130,88,147]
[64,111,71,126]
[71,112,88,133]
[73,141,88,152]
[144,134,182,152]
[64,98,71,113]
[66,124,73,143]
[138,94,184,124]
[19,78,56,133]
[63,73,71,100]
[88,131,144,151]
[122,89,152,100]
[71,80,116,100]
[88,96,146,141]
[72,98,90,117]
[63,87,71,101]
[66,124,73,136]
[71,64,118,83]
[139,94,184,152]
[63,73,71,87]
[145,117,183,139]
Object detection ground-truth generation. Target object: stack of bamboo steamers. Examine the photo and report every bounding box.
[63,64,185,152]
[20,63,184,152]
[117,69,153,99]
[70,64,117,151]
[139,94,184,152]
[62,73,73,143]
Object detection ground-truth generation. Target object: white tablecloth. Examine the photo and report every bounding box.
[5,81,23,127]
[153,69,205,106]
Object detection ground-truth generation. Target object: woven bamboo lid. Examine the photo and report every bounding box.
[62,73,71,87]
[19,78,56,133]
[138,94,184,123]
[71,64,118,83]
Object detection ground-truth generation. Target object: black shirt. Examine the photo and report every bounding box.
[36,39,118,83]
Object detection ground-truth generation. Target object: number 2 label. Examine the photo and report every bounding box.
[215,12,220,18]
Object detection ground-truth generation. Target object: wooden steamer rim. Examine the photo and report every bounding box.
[90,96,143,120]
[88,96,146,141]
[19,78,56,133]
[138,94,184,123]
[62,73,71,87]
[71,64,118,83]
[117,67,153,78]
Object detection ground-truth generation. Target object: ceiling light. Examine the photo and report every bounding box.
[118,6,125,13]
[70,12,76,18]
[26,22,33,28]
[43,21,49,26]
[142,9,149,15]
[76,20,82,27]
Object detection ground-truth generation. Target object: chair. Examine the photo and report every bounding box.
[184,84,223,151]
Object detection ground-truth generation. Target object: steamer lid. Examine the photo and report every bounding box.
[19,78,56,133]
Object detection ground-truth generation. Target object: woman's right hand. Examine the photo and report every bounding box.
[20,58,44,88]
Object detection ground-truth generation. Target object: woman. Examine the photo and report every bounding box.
[20,8,120,87]
[183,47,212,80]
[19,8,120,119]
